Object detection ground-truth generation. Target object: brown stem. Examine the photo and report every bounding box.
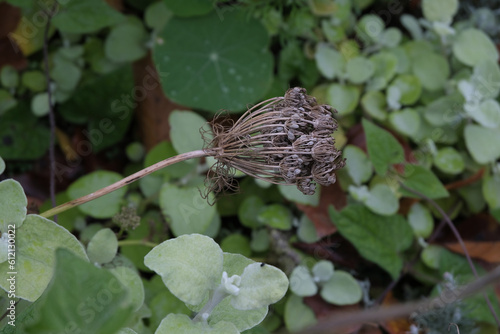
[399,182,500,327]
[40,150,208,218]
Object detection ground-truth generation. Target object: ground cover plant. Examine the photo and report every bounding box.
[0,0,500,333]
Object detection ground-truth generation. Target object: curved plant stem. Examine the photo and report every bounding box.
[117,239,157,248]
[399,182,500,328]
[40,150,208,218]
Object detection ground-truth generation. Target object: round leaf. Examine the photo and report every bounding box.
[87,228,118,264]
[297,215,320,243]
[231,262,289,310]
[289,265,317,297]
[368,52,398,90]
[421,245,443,269]
[144,1,171,30]
[169,110,207,156]
[284,295,316,332]
[466,99,500,128]
[31,92,50,117]
[356,14,384,43]
[314,43,345,80]
[453,28,499,66]
[327,84,360,115]
[320,271,362,305]
[343,145,373,185]
[220,234,251,257]
[412,53,449,91]
[0,65,19,88]
[364,184,399,216]
[209,295,268,332]
[312,260,334,282]
[0,215,88,301]
[422,0,458,23]
[144,234,223,306]
[250,228,270,252]
[482,174,500,210]
[407,202,434,238]
[389,108,420,137]
[154,11,273,112]
[105,17,148,63]
[67,171,127,219]
[433,147,465,175]
[159,183,217,236]
[389,74,421,105]
[361,90,387,120]
[278,185,319,206]
[346,56,374,84]
[378,27,402,48]
[238,195,265,228]
[0,179,27,231]
[0,157,5,175]
[109,266,145,312]
[257,204,292,230]
[464,124,500,164]
[470,60,500,100]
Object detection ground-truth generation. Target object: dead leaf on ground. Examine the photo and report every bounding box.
[380,291,412,334]
[444,241,500,263]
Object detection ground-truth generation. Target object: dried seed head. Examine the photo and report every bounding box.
[203,87,345,197]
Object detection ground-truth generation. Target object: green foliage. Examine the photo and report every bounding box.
[154,10,273,113]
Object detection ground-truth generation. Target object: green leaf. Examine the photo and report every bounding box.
[84,37,121,74]
[30,92,50,117]
[407,202,434,238]
[67,171,127,219]
[0,156,4,175]
[52,0,125,34]
[0,102,50,159]
[284,295,316,332]
[329,204,413,279]
[24,249,131,334]
[400,165,449,199]
[250,228,270,252]
[389,74,421,105]
[312,260,334,282]
[420,244,443,269]
[368,52,398,90]
[0,89,17,115]
[453,28,499,66]
[144,234,223,306]
[464,124,500,164]
[326,84,360,115]
[320,271,362,305]
[257,204,292,230]
[104,16,148,63]
[346,56,374,84]
[361,90,387,120]
[159,183,217,236]
[343,145,373,185]
[156,313,239,334]
[231,263,288,310]
[154,10,272,113]
[433,147,465,175]
[389,108,420,137]
[87,228,118,264]
[238,195,265,228]
[356,14,384,43]
[145,1,172,30]
[0,179,27,231]
[314,43,345,80]
[220,234,252,257]
[362,119,404,175]
[149,290,191,330]
[411,52,449,91]
[170,110,207,156]
[364,184,399,216]
[109,266,145,312]
[422,0,458,23]
[0,215,88,301]
[297,215,320,243]
[465,99,500,128]
[483,173,500,210]
[278,184,319,206]
[289,265,317,297]
[470,60,500,100]
[162,0,213,17]
[423,93,463,127]
[0,65,19,88]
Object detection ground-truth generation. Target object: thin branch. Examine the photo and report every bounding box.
[288,265,500,334]
[39,150,208,218]
[117,239,157,248]
[399,182,500,327]
[42,3,57,222]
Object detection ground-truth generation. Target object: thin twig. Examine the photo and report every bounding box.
[399,182,500,327]
[287,265,500,334]
[42,3,57,222]
[40,150,208,218]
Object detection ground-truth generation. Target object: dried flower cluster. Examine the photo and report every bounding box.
[204,87,345,196]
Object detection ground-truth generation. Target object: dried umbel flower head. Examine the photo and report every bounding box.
[203,87,345,196]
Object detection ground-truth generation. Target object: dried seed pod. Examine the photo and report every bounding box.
[203,87,344,198]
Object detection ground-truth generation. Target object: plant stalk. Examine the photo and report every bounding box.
[40,150,209,218]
